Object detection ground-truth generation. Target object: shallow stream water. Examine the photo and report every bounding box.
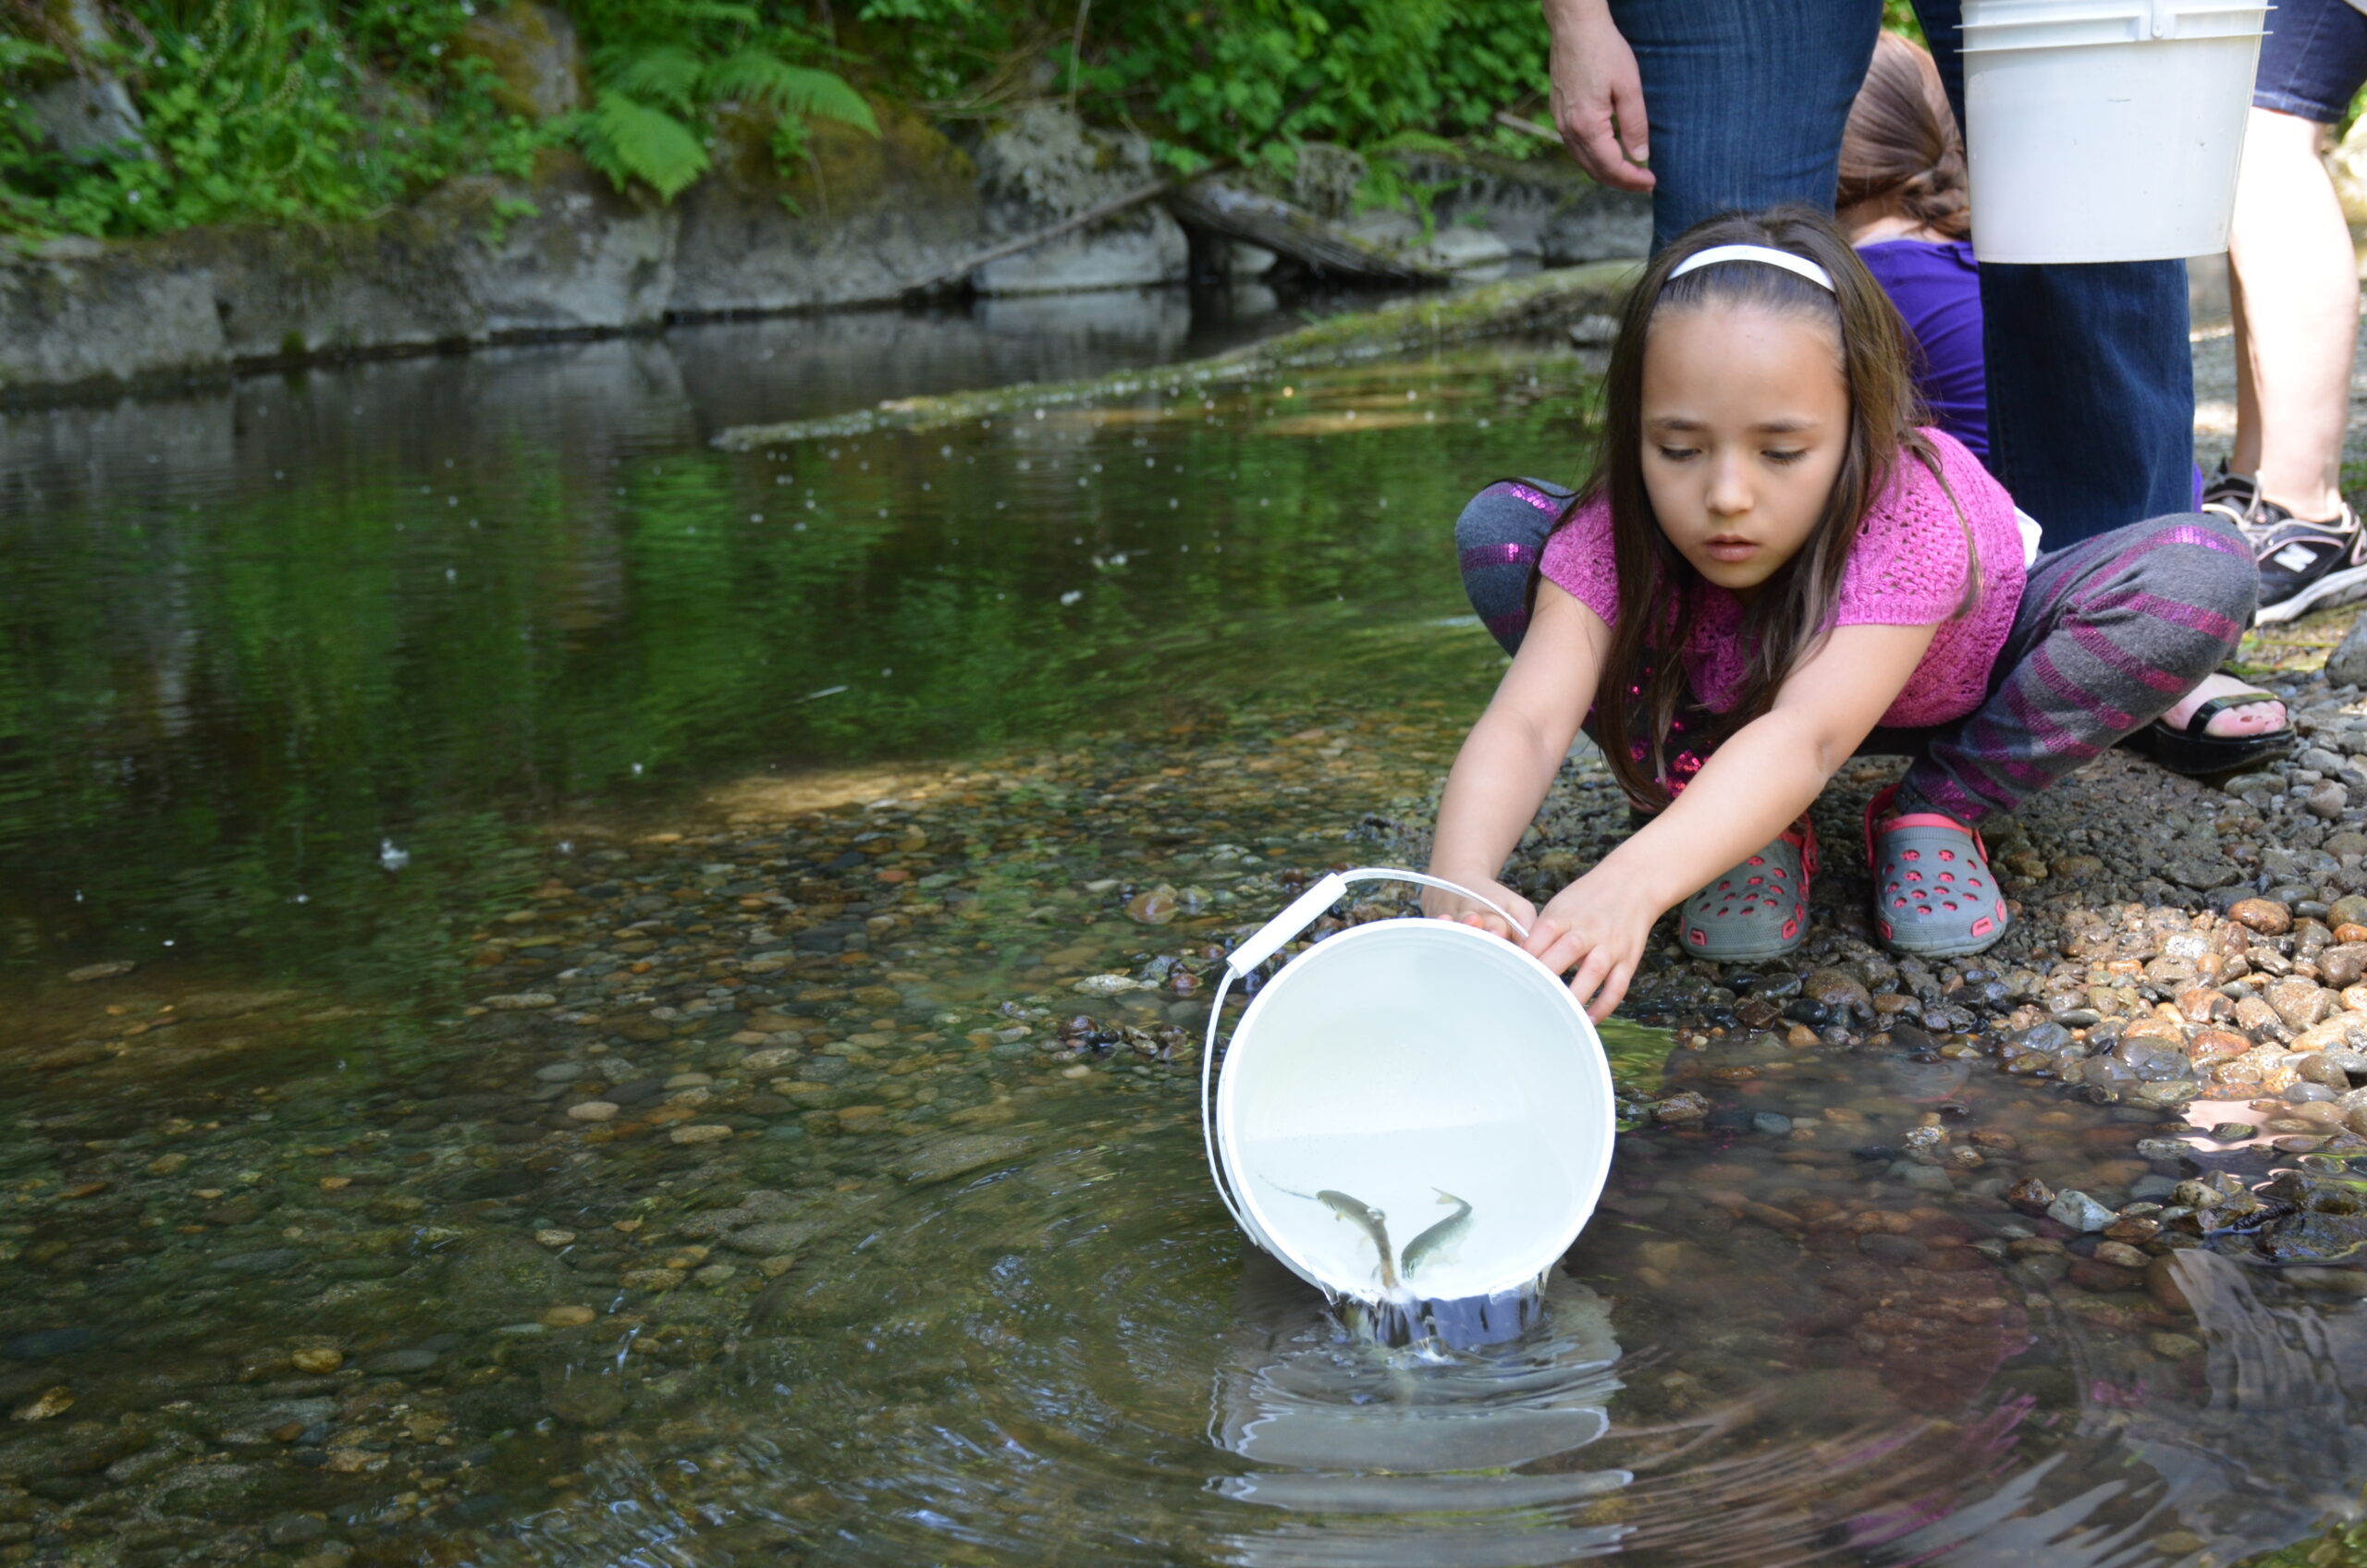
[2,288,2363,1567]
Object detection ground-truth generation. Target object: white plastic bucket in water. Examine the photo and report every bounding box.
[1961,0,2266,263]
[1199,869,1616,1305]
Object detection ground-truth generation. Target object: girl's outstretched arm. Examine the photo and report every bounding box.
[1527,620,1938,1019]
[1425,582,1612,936]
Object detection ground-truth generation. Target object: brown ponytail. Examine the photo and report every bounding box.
[1836,32,1970,240]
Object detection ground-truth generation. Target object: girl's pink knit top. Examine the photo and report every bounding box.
[1537,430,2026,729]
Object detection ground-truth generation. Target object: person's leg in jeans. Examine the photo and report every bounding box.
[1913,0,2197,545]
[1902,515,2259,823]
[1611,0,1884,251]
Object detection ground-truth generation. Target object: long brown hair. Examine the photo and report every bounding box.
[1836,32,1970,239]
[1576,205,1965,811]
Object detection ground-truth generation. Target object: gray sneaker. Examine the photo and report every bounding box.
[2244,498,2367,625]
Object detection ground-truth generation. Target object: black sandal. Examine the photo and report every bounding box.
[2119,691,2295,776]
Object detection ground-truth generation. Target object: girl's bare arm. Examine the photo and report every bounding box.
[1527,619,1939,1017]
[1425,582,1612,931]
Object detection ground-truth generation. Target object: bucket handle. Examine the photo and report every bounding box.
[1196,867,1532,1241]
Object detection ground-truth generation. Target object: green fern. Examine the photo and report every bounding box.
[702,51,877,134]
[573,90,710,201]
[0,37,66,73]
[599,43,706,116]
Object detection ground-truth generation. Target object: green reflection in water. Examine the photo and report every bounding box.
[0,348,1600,989]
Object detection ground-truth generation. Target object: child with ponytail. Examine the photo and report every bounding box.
[1435,207,2259,1019]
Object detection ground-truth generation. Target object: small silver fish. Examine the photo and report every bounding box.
[1313,1189,1399,1292]
[1398,1189,1473,1279]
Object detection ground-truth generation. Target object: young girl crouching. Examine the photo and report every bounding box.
[1429,207,2258,1021]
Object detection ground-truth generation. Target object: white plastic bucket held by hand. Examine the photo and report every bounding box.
[1199,869,1616,1305]
[1961,0,2265,263]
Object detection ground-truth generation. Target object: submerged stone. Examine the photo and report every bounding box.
[2,1329,94,1361]
[2047,1190,2115,1232]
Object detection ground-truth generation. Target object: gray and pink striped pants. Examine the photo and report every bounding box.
[1454,482,2258,826]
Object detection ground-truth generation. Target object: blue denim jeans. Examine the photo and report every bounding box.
[1612,0,2198,545]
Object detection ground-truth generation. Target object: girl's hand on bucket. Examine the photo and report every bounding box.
[1524,872,1656,1022]
[1420,879,1535,941]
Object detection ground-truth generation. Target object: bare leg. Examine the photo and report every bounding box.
[2226,106,2358,520]
[2230,248,2261,479]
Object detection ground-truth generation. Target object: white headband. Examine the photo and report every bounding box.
[1666,243,1835,293]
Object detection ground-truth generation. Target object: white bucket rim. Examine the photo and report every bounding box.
[1210,914,1617,1302]
[1959,0,2266,53]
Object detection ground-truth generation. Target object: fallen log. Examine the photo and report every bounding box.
[900,176,1174,300]
[713,258,1638,450]
[1166,178,1449,287]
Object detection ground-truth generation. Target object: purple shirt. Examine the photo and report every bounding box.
[1858,239,1990,464]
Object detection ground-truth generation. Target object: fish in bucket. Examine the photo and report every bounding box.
[1200,868,1618,1341]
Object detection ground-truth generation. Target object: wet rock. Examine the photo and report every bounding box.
[1899,1125,1949,1166]
[2231,898,2294,936]
[2005,1176,2056,1215]
[2130,1078,2201,1110]
[1802,969,1871,1011]
[1,1329,94,1362]
[265,1513,330,1548]
[1125,885,1180,925]
[2322,944,2367,988]
[211,1249,304,1275]
[2283,1267,2367,1292]
[2047,1190,2115,1232]
[540,1366,625,1427]
[436,1229,578,1322]
[896,1133,1031,1184]
[2067,1257,2142,1292]
[365,1348,438,1375]
[2268,976,2339,1031]
[1650,1091,1710,1125]
[619,1268,683,1291]
[289,1349,342,1375]
[1858,1232,1928,1265]
[65,961,134,983]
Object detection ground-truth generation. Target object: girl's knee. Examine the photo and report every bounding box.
[2126,511,2258,648]
[1456,480,1567,657]
[1454,479,1571,553]
[2171,512,2262,631]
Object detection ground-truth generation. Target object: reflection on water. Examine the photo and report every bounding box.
[0,288,1526,991]
[0,289,2362,1565]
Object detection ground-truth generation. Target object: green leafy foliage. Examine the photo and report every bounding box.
[560,0,877,200]
[0,0,539,239]
[0,0,1551,239]
[571,84,710,198]
[1069,0,1550,173]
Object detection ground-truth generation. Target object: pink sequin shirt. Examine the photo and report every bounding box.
[1537,430,2026,729]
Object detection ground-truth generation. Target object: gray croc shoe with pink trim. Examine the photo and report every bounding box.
[1866,784,2010,958]
[1678,817,1817,962]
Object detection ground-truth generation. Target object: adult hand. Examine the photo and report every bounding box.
[1523,864,1661,1022]
[1421,878,1538,944]
[1543,0,1655,193]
